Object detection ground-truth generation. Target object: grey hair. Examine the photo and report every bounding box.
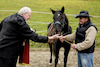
[18,6,31,15]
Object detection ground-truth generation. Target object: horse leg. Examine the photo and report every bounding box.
[64,44,70,67]
[55,47,60,67]
[64,49,68,67]
[49,44,52,65]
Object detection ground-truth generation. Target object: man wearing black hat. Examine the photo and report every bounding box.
[59,11,97,67]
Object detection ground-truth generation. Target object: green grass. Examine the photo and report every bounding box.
[0,0,100,48]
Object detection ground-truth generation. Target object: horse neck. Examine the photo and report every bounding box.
[62,14,69,32]
[64,14,69,24]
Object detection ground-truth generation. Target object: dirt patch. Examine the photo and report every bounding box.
[17,48,100,67]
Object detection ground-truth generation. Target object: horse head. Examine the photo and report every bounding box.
[50,6,68,35]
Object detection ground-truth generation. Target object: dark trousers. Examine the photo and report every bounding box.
[0,57,18,67]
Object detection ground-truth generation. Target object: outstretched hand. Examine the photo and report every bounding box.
[59,36,66,43]
[48,34,60,40]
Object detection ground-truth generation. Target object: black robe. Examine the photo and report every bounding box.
[0,13,48,58]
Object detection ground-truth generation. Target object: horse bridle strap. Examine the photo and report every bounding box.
[54,21,62,28]
[55,21,61,24]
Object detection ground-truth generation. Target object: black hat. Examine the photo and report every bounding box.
[75,11,92,18]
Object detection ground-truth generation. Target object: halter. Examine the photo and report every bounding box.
[53,19,67,28]
[53,21,62,35]
[53,21,62,28]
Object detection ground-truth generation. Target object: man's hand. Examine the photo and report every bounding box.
[59,36,66,43]
[71,44,76,49]
[48,34,60,40]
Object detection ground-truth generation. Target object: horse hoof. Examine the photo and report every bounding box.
[49,63,52,66]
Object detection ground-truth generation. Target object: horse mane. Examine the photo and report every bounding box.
[64,14,69,24]
[61,14,69,33]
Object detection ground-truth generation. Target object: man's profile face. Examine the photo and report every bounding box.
[79,17,88,24]
[22,12,31,22]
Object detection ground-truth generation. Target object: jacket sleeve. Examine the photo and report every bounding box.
[65,32,76,42]
[18,22,48,43]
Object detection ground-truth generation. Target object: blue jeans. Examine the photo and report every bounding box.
[77,52,94,67]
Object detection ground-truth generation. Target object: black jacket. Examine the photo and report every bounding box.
[0,13,48,58]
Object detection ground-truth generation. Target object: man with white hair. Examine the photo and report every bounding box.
[18,6,31,22]
[0,6,59,67]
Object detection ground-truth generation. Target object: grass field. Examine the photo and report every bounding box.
[0,0,100,48]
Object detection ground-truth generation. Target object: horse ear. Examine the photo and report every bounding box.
[61,6,64,13]
[50,8,55,14]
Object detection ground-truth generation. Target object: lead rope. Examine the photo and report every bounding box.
[65,40,77,63]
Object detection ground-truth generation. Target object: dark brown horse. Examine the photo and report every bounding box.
[47,6,72,67]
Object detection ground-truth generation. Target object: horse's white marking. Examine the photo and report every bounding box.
[58,14,60,17]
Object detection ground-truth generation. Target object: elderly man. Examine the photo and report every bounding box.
[59,11,97,67]
[0,7,59,67]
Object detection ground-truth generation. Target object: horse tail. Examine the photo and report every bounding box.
[53,44,56,56]
[52,44,56,56]
[51,44,54,56]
